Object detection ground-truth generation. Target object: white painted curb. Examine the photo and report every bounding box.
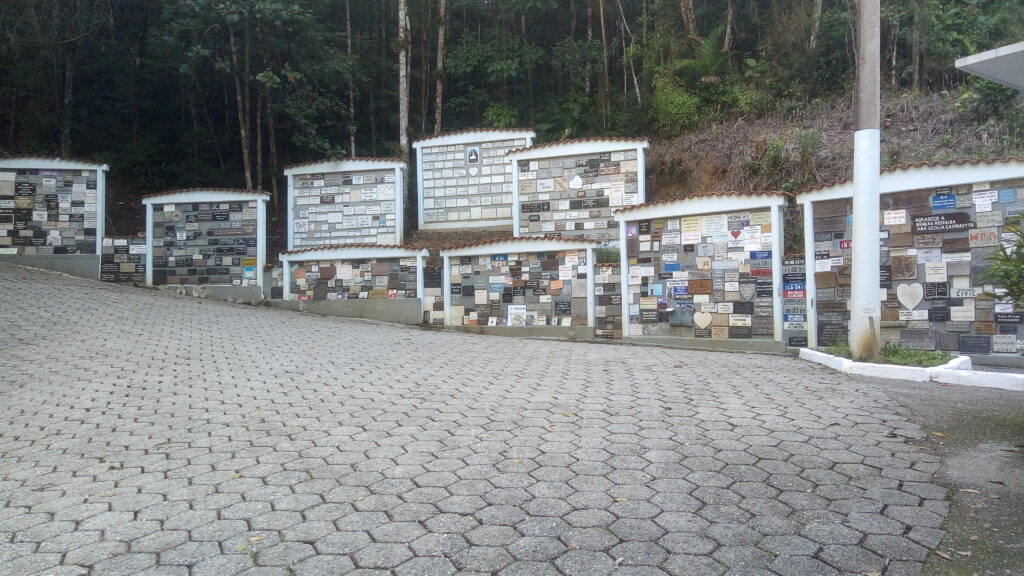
[799,348,1024,392]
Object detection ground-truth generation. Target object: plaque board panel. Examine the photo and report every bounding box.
[101,237,146,283]
[0,166,101,255]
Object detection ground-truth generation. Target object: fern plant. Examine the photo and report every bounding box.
[981,216,1024,308]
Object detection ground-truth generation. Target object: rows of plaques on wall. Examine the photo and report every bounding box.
[101,237,146,283]
[517,149,641,240]
[420,137,528,225]
[812,178,1024,355]
[288,258,419,300]
[292,170,399,247]
[151,200,259,286]
[781,258,809,347]
[450,250,590,326]
[594,263,623,339]
[423,267,445,325]
[0,169,98,254]
[624,210,776,339]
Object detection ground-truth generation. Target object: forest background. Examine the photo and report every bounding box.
[1,0,1022,246]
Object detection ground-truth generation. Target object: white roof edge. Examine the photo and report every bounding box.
[284,160,407,176]
[279,247,428,261]
[613,195,787,222]
[955,42,1024,90]
[142,191,271,205]
[506,140,650,161]
[795,159,1024,204]
[412,130,537,148]
[440,239,599,257]
[0,158,109,171]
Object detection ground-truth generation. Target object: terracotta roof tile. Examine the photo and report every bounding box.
[506,137,649,157]
[613,190,788,215]
[798,156,1024,194]
[142,188,271,200]
[413,128,536,144]
[442,235,603,251]
[280,243,421,255]
[283,157,406,171]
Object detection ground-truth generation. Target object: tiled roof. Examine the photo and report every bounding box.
[283,157,405,171]
[280,244,420,255]
[798,157,1024,194]
[506,137,649,157]
[613,190,788,215]
[0,155,107,168]
[143,188,271,200]
[413,128,535,144]
[442,235,603,251]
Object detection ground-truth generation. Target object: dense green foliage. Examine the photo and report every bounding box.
[1,0,1021,222]
[982,216,1024,308]
[823,342,953,367]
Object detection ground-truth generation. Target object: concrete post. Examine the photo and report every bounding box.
[850,0,881,360]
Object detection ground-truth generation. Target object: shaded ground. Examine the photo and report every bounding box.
[886,383,1024,576]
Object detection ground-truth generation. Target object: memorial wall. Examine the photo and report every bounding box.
[286,160,405,248]
[100,237,146,283]
[594,263,623,339]
[0,161,105,255]
[423,266,445,325]
[285,257,420,300]
[805,174,1024,355]
[145,190,267,288]
[441,240,598,327]
[621,208,779,339]
[510,139,648,242]
[414,130,534,229]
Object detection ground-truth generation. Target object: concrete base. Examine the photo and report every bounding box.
[440,325,596,340]
[0,254,99,279]
[156,284,265,304]
[800,348,1024,391]
[266,299,425,326]
[623,336,788,355]
[969,354,1024,371]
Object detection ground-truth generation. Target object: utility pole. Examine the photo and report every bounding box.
[850,0,881,360]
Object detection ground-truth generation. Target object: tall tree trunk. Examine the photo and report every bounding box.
[398,0,409,157]
[809,0,822,50]
[615,0,641,105]
[679,0,697,41]
[911,3,921,93]
[724,0,735,52]
[346,0,357,157]
[256,90,264,192]
[227,24,254,190]
[266,93,280,217]
[434,0,447,134]
[60,43,75,156]
[598,0,609,129]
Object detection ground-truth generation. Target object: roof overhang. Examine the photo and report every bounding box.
[956,42,1024,91]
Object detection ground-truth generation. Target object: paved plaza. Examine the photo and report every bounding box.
[0,263,953,576]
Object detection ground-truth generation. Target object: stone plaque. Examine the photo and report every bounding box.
[942,236,970,253]
[959,335,991,355]
[928,307,950,322]
[996,313,1023,324]
[815,271,838,289]
[936,332,961,351]
[818,323,847,347]
[974,322,996,335]
[912,212,976,233]
[992,334,1018,353]
[901,330,936,351]
[946,321,972,332]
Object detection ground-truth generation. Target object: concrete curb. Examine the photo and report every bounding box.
[799,348,1024,391]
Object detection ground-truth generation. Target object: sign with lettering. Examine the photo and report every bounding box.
[959,335,991,355]
[911,212,976,233]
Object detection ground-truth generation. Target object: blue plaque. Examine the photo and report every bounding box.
[999,188,1017,204]
[931,193,956,210]
[750,250,772,260]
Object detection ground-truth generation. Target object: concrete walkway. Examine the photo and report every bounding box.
[0,263,955,575]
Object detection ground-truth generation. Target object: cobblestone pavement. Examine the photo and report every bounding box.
[1,263,948,576]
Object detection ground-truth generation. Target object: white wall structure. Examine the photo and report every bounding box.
[613,193,788,345]
[143,189,269,289]
[507,138,649,242]
[284,158,407,250]
[796,158,1024,353]
[0,156,109,261]
[278,245,428,302]
[413,129,535,230]
[440,237,599,328]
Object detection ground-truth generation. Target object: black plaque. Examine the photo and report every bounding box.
[788,336,808,348]
[959,335,991,355]
[996,313,1023,324]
